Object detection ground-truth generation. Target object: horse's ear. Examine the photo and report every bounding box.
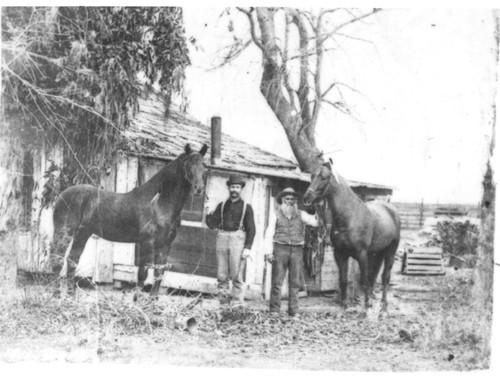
[184,144,193,155]
[199,144,208,156]
[322,161,332,170]
[329,157,333,165]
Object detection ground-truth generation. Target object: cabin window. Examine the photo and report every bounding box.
[181,190,206,223]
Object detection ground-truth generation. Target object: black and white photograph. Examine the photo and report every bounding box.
[0,1,498,373]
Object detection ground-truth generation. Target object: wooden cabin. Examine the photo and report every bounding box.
[15,91,394,299]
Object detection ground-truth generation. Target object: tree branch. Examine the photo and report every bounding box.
[237,7,265,53]
[282,12,297,110]
[320,8,381,43]
[291,11,311,129]
[308,11,324,140]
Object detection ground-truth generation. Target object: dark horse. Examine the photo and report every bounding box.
[303,162,401,312]
[51,143,208,296]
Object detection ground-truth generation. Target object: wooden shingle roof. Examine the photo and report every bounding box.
[124,91,393,190]
[124,92,307,180]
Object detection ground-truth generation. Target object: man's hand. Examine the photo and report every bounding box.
[241,248,252,260]
[265,254,275,264]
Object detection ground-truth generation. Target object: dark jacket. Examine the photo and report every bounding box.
[206,198,256,249]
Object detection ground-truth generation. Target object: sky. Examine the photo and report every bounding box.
[182,7,497,204]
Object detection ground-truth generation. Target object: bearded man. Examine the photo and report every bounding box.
[264,187,318,318]
[206,175,255,308]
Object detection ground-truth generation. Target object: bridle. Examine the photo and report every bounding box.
[305,175,333,201]
[183,154,203,186]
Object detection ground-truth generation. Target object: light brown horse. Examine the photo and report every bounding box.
[303,162,401,312]
[51,143,208,297]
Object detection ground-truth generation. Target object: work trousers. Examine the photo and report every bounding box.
[216,230,246,304]
[269,243,303,315]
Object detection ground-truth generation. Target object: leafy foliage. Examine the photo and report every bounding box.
[1,6,190,188]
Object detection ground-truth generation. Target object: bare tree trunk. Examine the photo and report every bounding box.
[255,8,323,173]
[472,160,495,306]
[469,10,498,365]
[472,10,498,309]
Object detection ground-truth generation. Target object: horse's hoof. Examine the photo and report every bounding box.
[141,284,153,293]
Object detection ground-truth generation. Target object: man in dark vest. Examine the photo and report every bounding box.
[206,175,256,308]
[264,187,318,317]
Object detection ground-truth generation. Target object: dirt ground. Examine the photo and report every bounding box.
[0,230,490,370]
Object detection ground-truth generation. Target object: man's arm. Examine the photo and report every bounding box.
[205,202,222,230]
[243,204,256,249]
[300,210,319,227]
[263,211,277,256]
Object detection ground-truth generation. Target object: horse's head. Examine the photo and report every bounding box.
[303,162,337,206]
[183,143,208,196]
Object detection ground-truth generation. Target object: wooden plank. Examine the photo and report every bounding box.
[17,232,33,272]
[31,145,44,228]
[248,177,265,285]
[168,225,218,277]
[263,185,276,300]
[113,242,136,266]
[407,261,442,266]
[408,251,442,258]
[94,165,116,283]
[160,271,262,300]
[406,265,444,271]
[413,247,442,253]
[113,264,138,282]
[126,157,139,191]
[115,155,129,193]
[404,271,445,276]
[94,238,114,283]
[407,257,442,261]
[113,156,137,267]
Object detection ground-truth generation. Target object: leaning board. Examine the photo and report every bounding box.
[401,246,445,275]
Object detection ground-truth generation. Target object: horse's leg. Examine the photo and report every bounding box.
[334,250,349,309]
[367,253,384,299]
[381,240,399,313]
[65,231,91,295]
[356,249,371,309]
[137,241,154,288]
[150,242,168,298]
[50,225,73,297]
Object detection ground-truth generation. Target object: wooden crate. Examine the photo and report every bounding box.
[401,246,445,275]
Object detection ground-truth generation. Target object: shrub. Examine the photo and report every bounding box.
[433,218,479,258]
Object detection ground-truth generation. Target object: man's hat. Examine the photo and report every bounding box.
[276,187,301,204]
[226,175,246,188]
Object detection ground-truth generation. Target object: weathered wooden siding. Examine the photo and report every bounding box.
[17,142,62,274]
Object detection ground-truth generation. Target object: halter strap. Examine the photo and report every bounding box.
[306,177,333,199]
[183,156,194,183]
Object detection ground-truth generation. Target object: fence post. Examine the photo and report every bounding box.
[419,199,424,229]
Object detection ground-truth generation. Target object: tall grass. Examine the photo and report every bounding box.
[407,269,492,369]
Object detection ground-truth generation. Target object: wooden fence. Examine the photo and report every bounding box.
[392,202,480,231]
